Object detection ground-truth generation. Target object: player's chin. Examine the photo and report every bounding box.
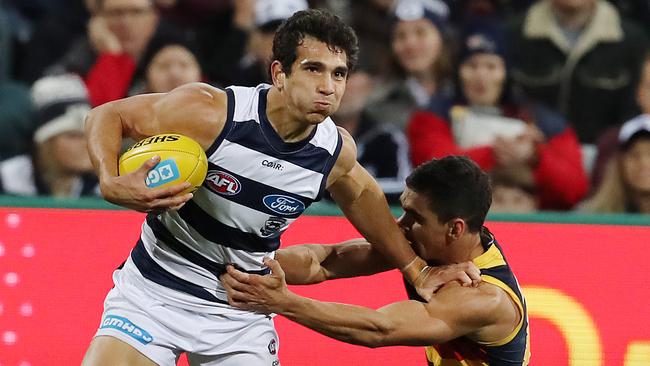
[305,112,329,124]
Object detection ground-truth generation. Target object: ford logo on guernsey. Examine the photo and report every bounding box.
[205,171,241,196]
[100,315,153,345]
[263,195,306,216]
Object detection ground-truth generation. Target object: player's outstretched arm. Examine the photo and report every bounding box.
[277,239,392,285]
[222,258,514,348]
[278,240,480,289]
[85,83,227,212]
[326,128,437,299]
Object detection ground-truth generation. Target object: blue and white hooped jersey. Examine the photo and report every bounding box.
[127,84,343,309]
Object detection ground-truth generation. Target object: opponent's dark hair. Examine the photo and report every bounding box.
[272,9,359,76]
[406,156,492,232]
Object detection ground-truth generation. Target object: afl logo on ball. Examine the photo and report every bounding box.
[205,171,241,196]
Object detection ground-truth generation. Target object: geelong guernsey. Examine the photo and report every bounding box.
[125,84,343,310]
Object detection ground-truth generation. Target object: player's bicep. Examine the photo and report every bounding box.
[328,161,383,205]
[151,83,227,149]
[96,93,164,141]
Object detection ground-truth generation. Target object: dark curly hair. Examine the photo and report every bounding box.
[406,156,492,233]
[272,9,359,76]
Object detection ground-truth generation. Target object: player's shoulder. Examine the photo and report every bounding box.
[333,126,357,171]
[164,82,226,105]
[153,83,229,148]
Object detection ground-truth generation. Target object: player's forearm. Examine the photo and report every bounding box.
[280,292,393,348]
[334,182,422,281]
[280,241,391,285]
[85,103,124,181]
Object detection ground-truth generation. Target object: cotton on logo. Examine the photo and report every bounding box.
[205,171,241,196]
[145,159,180,188]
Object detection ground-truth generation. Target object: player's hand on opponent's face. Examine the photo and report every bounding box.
[414,261,481,301]
[220,258,291,314]
[100,156,193,213]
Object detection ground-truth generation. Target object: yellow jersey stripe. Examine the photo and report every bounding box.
[477,275,525,347]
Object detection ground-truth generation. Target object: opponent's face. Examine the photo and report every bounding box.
[622,138,650,193]
[101,0,158,57]
[636,60,650,114]
[460,53,506,107]
[392,18,442,75]
[280,36,349,124]
[146,45,201,93]
[397,187,449,262]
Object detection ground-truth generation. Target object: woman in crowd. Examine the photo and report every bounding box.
[142,42,202,93]
[363,0,454,130]
[580,115,650,214]
[0,74,97,197]
[407,21,588,210]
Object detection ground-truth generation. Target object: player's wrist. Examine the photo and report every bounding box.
[400,256,428,285]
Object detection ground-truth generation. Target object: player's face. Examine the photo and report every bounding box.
[460,53,506,107]
[621,138,650,193]
[283,36,349,124]
[397,187,449,262]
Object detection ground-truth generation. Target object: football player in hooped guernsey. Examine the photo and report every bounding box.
[82,9,479,366]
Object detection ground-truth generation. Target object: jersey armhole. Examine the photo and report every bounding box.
[205,88,236,157]
[315,131,344,201]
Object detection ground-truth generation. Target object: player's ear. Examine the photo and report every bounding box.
[270,61,286,90]
[446,219,465,241]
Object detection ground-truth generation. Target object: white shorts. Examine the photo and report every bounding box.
[93,268,280,366]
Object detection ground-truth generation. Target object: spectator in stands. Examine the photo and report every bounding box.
[580,115,650,214]
[489,168,539,213]
[0,4,36,160]
[15,0,95,83]
[608,0,650,38]
[333,71,411,204]
[0,74,98,197]
[591,52,650,187]
[509,0,648,144]
[363,0,454,130]
[142,42,202,93]
[345,0,398,77]
[407,21,588,210]
[51,0,183,106]
[200,0,309,87]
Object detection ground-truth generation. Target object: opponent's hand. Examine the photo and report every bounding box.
[413,261,481,301]
[220,257,291,314]
[100,156,193,212]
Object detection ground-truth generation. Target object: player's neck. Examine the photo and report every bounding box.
[448,234,485,264]
[266,88,317,142]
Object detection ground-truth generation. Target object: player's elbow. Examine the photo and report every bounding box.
[354,320,396,348]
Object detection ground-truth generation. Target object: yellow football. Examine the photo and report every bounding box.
[118,134,208,193]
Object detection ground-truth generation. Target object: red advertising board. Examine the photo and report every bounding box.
[0,208,649,365]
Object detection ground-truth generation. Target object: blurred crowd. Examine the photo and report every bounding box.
[0,0,649,215]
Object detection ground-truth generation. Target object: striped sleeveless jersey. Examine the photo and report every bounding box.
[126,84,343,310]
